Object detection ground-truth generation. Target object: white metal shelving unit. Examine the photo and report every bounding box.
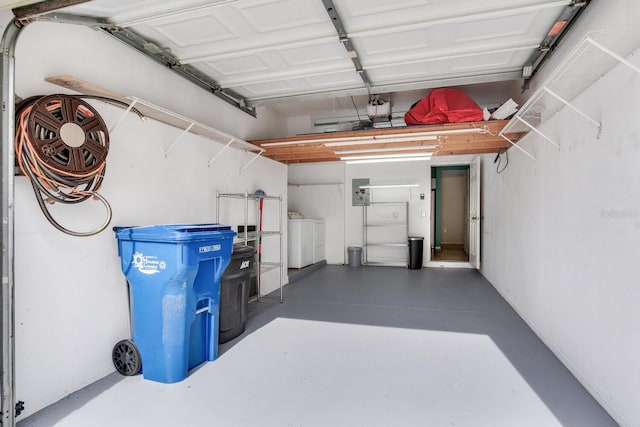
[363,202,409,267]
[500,27,640,160]
[216,191,284,303]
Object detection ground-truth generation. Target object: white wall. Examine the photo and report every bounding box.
[288,161,431,265]
[288,157,480,265]
[345,162,430,264]
[5,18,287,418]
[288,163,345,265]
[480,2,640,425]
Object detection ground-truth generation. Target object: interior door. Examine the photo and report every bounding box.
[469,157,481,269]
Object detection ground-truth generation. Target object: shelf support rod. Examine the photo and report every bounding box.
[207,138,235,167]
[542,86,601,130]
[109,99,137,135]
[516,116,560,149]
[500,134,536,161]
[239,150,264,174]
[279,195,283,303]
[164,122,194,157]
[586,36,640,74]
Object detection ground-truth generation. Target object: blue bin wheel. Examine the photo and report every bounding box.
[112,339,141,376]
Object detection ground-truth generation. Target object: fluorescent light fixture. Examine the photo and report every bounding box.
[324,135,438,147]
[260,126,488,148]
[263,133,444,147]
[340,152,433,161]
[345,156,433,164]
[359,184,419,189]
[334,145,437,155]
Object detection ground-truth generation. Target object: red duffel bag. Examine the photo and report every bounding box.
[404,88,483,125]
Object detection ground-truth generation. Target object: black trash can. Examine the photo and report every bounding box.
[219,244,256,344]
[408,236,424,270]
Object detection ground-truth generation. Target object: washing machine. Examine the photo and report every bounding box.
[288,219,314,268]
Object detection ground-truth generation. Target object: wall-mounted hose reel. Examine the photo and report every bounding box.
[15,94,112,237]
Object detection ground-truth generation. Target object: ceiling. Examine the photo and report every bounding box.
[42,0,577,108]
[5,0,587,163]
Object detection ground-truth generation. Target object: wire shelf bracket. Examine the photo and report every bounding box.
[207,138,236,166]
[165,122,194,157]
[239,151,264,175]
[44,75,265,166]
[500,27,640,160]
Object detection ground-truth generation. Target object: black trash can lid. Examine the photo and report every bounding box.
[408,236,424,240]
[232,244,256,255]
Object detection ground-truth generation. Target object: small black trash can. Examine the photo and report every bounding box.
[408,236,424,270]
[219,244,256,344]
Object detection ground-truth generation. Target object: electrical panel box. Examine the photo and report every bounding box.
[352,178,370,206]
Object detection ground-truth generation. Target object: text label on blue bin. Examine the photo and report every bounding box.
[199,244,221,253]
[132,252,167,275]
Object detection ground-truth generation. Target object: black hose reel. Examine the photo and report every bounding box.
[15,94,112,237]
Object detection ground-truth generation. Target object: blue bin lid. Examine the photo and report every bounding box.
[114,223,236,243]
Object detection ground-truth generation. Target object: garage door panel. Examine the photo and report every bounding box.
[238,70,362,97]
[56,0,576,104]
[203,55,274,76]
[60,0,178,17]
[450,50,531,72]
[149,15,237,48]
[353,29,431,56]
[278,43,349,67]
[304,70,363,88]
[367,57,520,84]
[235,0,331,33]
[454,9,563,43]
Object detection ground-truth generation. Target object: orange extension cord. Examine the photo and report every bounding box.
[14,98,112,236]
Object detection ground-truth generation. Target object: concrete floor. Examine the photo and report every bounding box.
[20,265,616,427]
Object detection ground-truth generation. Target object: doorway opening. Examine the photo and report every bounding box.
[431,166,470,262]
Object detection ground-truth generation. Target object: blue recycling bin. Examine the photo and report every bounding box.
[114,224,236,383]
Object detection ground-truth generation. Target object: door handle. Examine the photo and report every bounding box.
[471,216,479,220]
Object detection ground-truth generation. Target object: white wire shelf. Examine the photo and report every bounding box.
[217,192,281,201]
[259,230,281,237]
[500,27,640,160]
[45,75,264,170]
[234,233,257,244]
[260,262,281,274]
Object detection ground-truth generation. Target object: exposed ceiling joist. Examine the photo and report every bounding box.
[252,120,523,163]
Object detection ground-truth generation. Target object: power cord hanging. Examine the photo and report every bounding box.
[495,146,509,174]
[15,94,112,237]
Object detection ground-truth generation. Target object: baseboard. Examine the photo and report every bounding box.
[288,260,326,284]
[481,272,628,426]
